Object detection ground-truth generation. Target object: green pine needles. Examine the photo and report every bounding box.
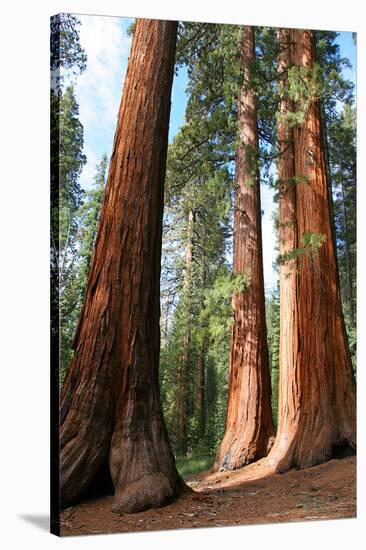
[277,63,324,127]
[278,232,327,265]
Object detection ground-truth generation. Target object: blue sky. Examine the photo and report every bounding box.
[71,16,356,291]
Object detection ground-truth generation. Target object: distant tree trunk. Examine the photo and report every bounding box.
[176,209,195,455]
[267,29,356,473]
[340,172,355,326]
[195,341,205,439]
[214,26,274,471]
[60,19,186,514]
[176,345,189,455]
[194,268,206,441]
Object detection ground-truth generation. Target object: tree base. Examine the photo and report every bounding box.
[112,473,185,514]
[214,435,275,472]
[266,432,356,474]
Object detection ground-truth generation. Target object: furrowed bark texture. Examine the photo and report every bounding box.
[267,29,356,472]
[214,26,275,471]
[60,19,185,514]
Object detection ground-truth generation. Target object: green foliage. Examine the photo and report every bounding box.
[315,32,356,370]
[301,231,327,253]
[56,86,87,381]
[50,13,87,93]
[277,64,323,127]
[176,24,281,188]
[58,86,86,249]
[59,155,108,383]
[327,104,356,369]
[50,15,88,383]
[160,76,234,454]
[275,174,311,201]
[126,21,136,36]
[77,155,108,297]
[315,31,354,113]
[160,201,232,456]
[202,328,230,454]
[175,455,214,479]
[266,289,280,426]
[200,270,251,341]
[278,232,326,265]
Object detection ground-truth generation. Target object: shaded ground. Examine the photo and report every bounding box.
[60,456,356,536]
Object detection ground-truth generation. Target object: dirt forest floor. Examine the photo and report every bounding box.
[60,456,356,536]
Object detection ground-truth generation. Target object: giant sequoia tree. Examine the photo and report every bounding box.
[214,26,274,471]
[60,18,186,514]
[267,28,356,472]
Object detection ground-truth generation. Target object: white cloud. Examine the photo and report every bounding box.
[77,15,131,129]
[261,183,278,292]
[79,146,98,190]
[71,15,132,190]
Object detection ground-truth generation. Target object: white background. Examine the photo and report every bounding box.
[0,0,364,548]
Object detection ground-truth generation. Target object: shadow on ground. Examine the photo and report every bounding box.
[60,457,356,536]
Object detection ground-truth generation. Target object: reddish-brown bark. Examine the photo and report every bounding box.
[267,29,356,472]
[60,19,186,514]
[214,26,274,471]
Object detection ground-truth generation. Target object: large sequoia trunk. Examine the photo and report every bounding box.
[214,26,274,471]
[60,19,186,514]
[267,28,356,473]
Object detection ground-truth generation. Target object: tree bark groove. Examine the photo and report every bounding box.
[60,19,186,514]
[214,26,275,471]
[267,29,356,473]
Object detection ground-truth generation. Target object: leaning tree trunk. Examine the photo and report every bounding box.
[214,26,274,471]
[267,28,356,473]
[60,19,186,514]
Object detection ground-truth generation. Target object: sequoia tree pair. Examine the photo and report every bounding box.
[215,27,356,471]
[215,27,355,472]
[267,28,355,471]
